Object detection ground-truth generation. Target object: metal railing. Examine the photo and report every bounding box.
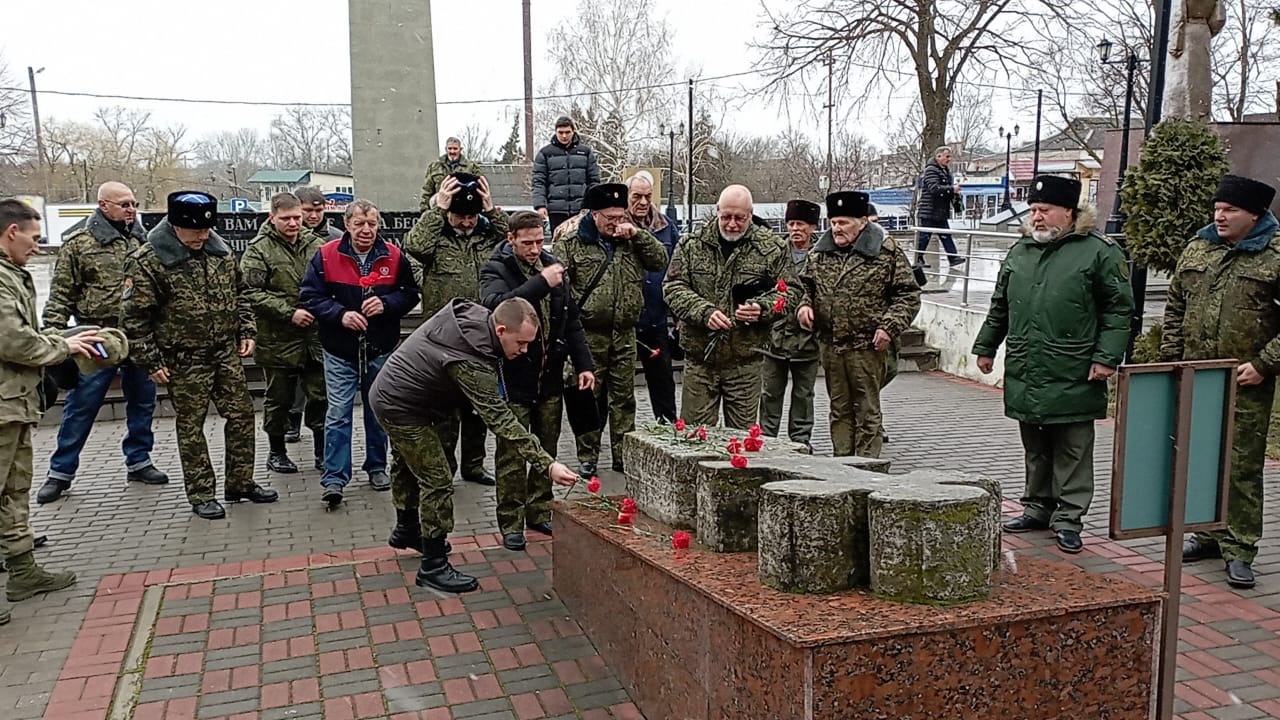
[901,225,1023,306]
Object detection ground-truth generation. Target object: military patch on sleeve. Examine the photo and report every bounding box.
[122,276,134,300]
[1116,256,1131,280]
[245,268,268,288]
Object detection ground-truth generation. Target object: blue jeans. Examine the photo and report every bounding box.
[321,350,389,488]
[48,362,157,482]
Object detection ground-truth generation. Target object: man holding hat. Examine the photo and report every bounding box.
[556,182,668,475]
[403,172,509,488]
[0,198,102,622]
[973,175,1133,554]
[532,116,601,232]
[1164,174,1280,588]
[420,136,483,212]
[797,191,920,458]
[122,191,278,520]
[759,198,823,449]
[38,181,169,504]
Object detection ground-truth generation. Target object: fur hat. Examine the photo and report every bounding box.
[167,191,217,229]
[825,191,870,219]
[1026,175,1082,210]
[784,199,821,225]
[1213,175,1277,216]
[447,172,484,215]
[584,183,628,211]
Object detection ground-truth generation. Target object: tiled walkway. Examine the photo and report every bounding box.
[7,371,1280,719]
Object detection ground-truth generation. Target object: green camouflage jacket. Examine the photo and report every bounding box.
[239,221,324,368]
[554,211,668,334]
[43,210,146,328]
[121,218,255,375]
[664,220,798,365]
[763,242,819,361]
[404,207,510,317]
[1161,213,1280,374]
[0,255,70,424]
[797,222,921,351]
[419,155,483,211]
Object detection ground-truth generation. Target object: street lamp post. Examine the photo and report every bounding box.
[659,122,684,224]
[998,124,1020,211]
[1096,38,1142,236]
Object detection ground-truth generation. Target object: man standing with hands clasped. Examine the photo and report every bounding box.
[973,175,1133,555]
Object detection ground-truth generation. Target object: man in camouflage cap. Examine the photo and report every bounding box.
[759,199,822,450]
[37,181,169,504]
[122,191,278,520]
[556,182,668,474]
[974,175,1132,555]
[797,191,920,459]
[403,172,509,487]
[665,184,798,429]
[240,192,327,476]
[1168,174,1280,589]
[0,199,101,623]
[420,137,483,211]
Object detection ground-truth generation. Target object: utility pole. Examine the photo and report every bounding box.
[522,0,535,162]
[686,79,694,232]
[1032,89,1043,176]
[824,51,834,189]
[28,66,48,200]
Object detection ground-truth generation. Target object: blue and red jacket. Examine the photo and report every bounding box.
[300,234,420,363]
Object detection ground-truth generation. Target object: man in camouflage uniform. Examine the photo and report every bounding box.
[420,137,483,212]
[37,181,170,504]
[0,199,95,623]
[370,298,579,593]
[974,176,1132,555]
[665,184,797,429]
[480,211,595,551]
[122,191,278,520]
[403,173,508,486]
[1167,175,1280,589]
[759,199,822,449]
[556,182,668,474]
[240,192,326,475]
[798,191,920,459]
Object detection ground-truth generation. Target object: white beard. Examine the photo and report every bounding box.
[1031,226,1064,243]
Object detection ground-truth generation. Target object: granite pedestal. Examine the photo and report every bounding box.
[554,502,1161,720]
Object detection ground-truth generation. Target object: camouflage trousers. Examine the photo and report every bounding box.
[681,358,763,430]
[576,327,636,466]
[1018,420,1095,532]
[1195,380,1275,563]
[0,423,35,558]
[496,399,562,534]
[263,360,327,438]
[383,419,455,539]
[758,355,819,445]
[436,401,489,481]
[821,346,887,458]
[166,349,257,504]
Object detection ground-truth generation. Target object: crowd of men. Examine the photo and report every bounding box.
[0,117,1275,605]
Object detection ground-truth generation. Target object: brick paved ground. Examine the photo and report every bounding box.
[4,371,1280,719]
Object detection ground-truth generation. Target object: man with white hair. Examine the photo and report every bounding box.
[665,185,797,428]
[626,173,680,423]
[420,136,482,211]
[37,181,170,504]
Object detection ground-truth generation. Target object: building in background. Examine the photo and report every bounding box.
[246,170,355,205]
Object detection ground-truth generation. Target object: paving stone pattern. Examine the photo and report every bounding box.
[4,372,1280,718]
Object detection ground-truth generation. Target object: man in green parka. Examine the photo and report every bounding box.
[1166,175,1280,589]
[973,175,1134,554]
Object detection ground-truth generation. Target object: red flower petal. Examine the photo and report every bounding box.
[617,512,634,525]
[671,531,691,549]
[730,454,748,468]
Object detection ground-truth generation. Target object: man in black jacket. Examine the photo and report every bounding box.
[480,211,595,551]
[915,146,966,268]
[532,116,601,231]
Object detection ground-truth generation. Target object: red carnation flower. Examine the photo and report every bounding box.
[620,498,638,514]
[776,278,788,293]
[674,418,686,431]
[748,423,763,439]
[730,454,748,469]
[743,437,764,452]
[772,296,786,312]
[672,531,692,549]
[727,437,744,454]
[617,512,634,525]
[358,272,379,288]
[696,426,708,441]
[586,477,602,494]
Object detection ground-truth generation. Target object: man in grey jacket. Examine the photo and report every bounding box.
[532,116,601,232]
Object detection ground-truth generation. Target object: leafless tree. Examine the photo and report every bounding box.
[39,107,195,203]
[757,0,1058,161]
[0,54,31,163]
[269,106,352,174]
[455,123,496,164]
[1212,0,1280,121]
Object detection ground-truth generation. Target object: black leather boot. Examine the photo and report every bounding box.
[389,509,423,550]
[313,433,325,471]
[416,537,478,593]
[266,435,298,474]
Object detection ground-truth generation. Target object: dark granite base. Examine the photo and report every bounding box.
[553,501,1161,720]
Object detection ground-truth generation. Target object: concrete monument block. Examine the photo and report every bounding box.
[758,480,860,593]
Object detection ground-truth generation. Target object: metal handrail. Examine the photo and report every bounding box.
[903,225,1023,306]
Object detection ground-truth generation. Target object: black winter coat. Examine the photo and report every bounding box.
[531,133,601,215]
[479,243,594,403]
[917,158,958,221]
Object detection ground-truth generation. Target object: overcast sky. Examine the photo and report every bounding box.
[3,0,978,155]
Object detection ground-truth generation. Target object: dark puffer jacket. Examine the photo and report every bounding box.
[531,132,601,215]
[917,158,958,221]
